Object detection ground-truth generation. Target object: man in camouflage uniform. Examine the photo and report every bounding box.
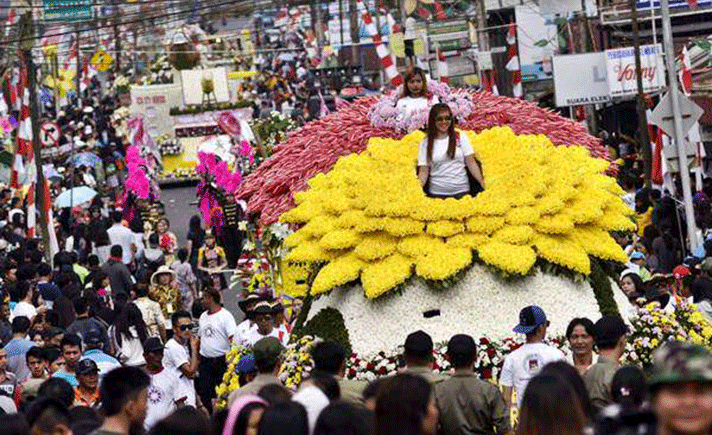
[402,330,447,385]
[435,334,509,435]
[650,341,712,435]
[583,316,627,411]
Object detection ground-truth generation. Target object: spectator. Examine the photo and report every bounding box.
[4,316,35,381]
[500,306,564,410]
[38,377,75,409]
[197,288,237,414]
[583,316,628,411]
[101,245,133,296]
[516,374,587,435]
[375,374,439,435]
[257,384,293,407]
[235,293,267,345]
[565,317,597,375]
[148,406,212,435]
[107,211,136,265]
[313,401,372,435]
[90,366,150,435]
[134,284,167,342]
[25,397,72,435]
[108,303,148,366]
[611,365,648,409]
[258,401,309,435]
[37,263,61,310]
[162,310,200,409]
[402,330,446,384]
[222,395,267,435]
[53,333,83,387]
[311,340,364,407]
[0,297,11,347]
[143,337,183,430]
[435,334,509,435]
[228,337,286,407]
[540,361,595,424]
[15,345,47,405]
[44,346,65,376]
[10,281,41,322]
[65,297,110,352]
[74,359,100,408]
[81,329,121,377]
[649,342,712,435]
[171,248,197,311]
[0,346,17,400]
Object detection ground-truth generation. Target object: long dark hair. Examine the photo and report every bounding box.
[234,402,267,435]
[189,215,203,234]
[541,361,595,423]
[258,401,308,435]
[113,302,148,347]
[516,374,587,435]
[401,67,428,98]
[375,374,432,435]
[426,103,457,162]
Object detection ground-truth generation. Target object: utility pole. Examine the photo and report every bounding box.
[630,0,652,188]
[75,28,81,103]
[349,0,359,64]
[660,0,699,252]
[475,0,489,51]
[339,0,344,54]
[19,13,51,259]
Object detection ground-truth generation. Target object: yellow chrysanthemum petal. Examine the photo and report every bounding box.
[445,233,490,249]
[533,235,590,274]
[397,234,446,258]
[415,246,472,281]
[312,254,366,295]
[319,229,360,250]
[505,206,541,225]
[382,217,425,237]
[478,242,536,275]
[354,232,397,261]
[284,241,338,263]
[534,214,574,234]
[492,225,534,245]
[361,254,413,298]
[426,220,465,237]
[466,216,506,234]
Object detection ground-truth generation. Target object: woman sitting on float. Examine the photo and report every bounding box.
[395,67,439,118]
[417,103,485,199]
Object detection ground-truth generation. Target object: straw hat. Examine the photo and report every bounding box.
[150,265,176,286]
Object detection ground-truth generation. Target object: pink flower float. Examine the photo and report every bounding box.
[196,152,242,229]
[238,85,613,226]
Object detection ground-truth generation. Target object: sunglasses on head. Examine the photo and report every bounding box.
[436,116,451,122]
[178,324,192,331]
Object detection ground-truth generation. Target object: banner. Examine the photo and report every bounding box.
[129,84,182,139]
[605,44,665,98]
[552,52,611,107]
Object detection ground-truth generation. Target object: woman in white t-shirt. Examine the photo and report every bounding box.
[417,103,485,198]
[109,303,147,367]
[395,68,438,119]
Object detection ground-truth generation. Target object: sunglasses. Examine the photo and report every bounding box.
[178,324,192,331]
[435,116,452,122]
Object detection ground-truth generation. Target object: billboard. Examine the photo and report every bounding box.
[552,52,611,107]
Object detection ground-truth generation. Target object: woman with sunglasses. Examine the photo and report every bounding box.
[417,103,485,199]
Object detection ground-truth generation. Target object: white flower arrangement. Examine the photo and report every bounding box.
[308,264,630,356]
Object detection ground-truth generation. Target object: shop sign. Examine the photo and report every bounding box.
[552,52,611,107]
[605,44,665,98]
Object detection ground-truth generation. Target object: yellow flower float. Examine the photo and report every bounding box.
[282,126,634,299]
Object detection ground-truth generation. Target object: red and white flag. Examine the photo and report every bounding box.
[679,45,692,96]
[505,19,522,98]
[490,69,499,96]
[358,0,402,87]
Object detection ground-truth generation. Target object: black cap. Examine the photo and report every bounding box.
[404,330,433,356]
[84,329,103,346]
[447,334,476,356]
[143,337,164,353]
[593,316,628,348]
[75,359,98,375]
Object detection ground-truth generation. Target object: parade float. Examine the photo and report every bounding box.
[216,81,712,407]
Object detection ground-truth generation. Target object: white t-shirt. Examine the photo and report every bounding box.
[500,342,565,407]
[417,133,474,196]
[235,319,255,345]
[109,326,146,366]
[395,95,439,119]
[11,301,37,322]
[162,338,196,407]
[198,308,238,358]
[242,327,289,348]
[144,368,180,431]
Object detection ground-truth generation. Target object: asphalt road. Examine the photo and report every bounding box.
[161,185,245,322]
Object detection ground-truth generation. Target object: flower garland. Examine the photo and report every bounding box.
[368,81,475,133]
[239,89,613,226]
[214,344,251,410]
[281,128,633,299]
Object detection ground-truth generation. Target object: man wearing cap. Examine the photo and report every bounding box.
[582,316,628,411]
[401,330,447,384]
[241,300,288,347]
[74,359,100,408]
[197,288,237,414]
[628,251,651,281]
[143,337,182,430]
[649,341,712,435]
[500,305,564,410]
[234,293,267,344]
[81,329,120,378]
[227,337,287,407]
[236,354,257,386]
[435,334,509,435]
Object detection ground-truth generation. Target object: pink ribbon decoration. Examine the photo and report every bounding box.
[217,111,241,137]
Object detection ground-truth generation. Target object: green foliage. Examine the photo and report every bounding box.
[299,307,352,356]
[589,258,620,318]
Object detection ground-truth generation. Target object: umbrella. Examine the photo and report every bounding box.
[66,152,102,167]
[54,186,97,208]
[278,53,295,62]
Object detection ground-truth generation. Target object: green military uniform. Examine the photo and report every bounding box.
[582,355,620,411]
[227,373,284,407]
[403,366,449,385]
[434,372,509,435]
[338,377,366,408]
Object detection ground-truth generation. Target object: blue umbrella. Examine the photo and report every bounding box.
[66,152,102,167]
[54,186,97,208]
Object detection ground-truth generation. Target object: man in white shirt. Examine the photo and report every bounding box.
[500,305,564,410]
[10,282,40,322]
[197,288,237,414]
[241,300,289,347]
[162,310,201,411]
[106,211,136,265]
[143,337,183,430]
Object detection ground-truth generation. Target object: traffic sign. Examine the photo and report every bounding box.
[40,122,60,147]
[649,91,704,137]
[91,50,114,73]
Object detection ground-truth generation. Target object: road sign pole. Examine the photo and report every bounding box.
[661,0,699,252]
